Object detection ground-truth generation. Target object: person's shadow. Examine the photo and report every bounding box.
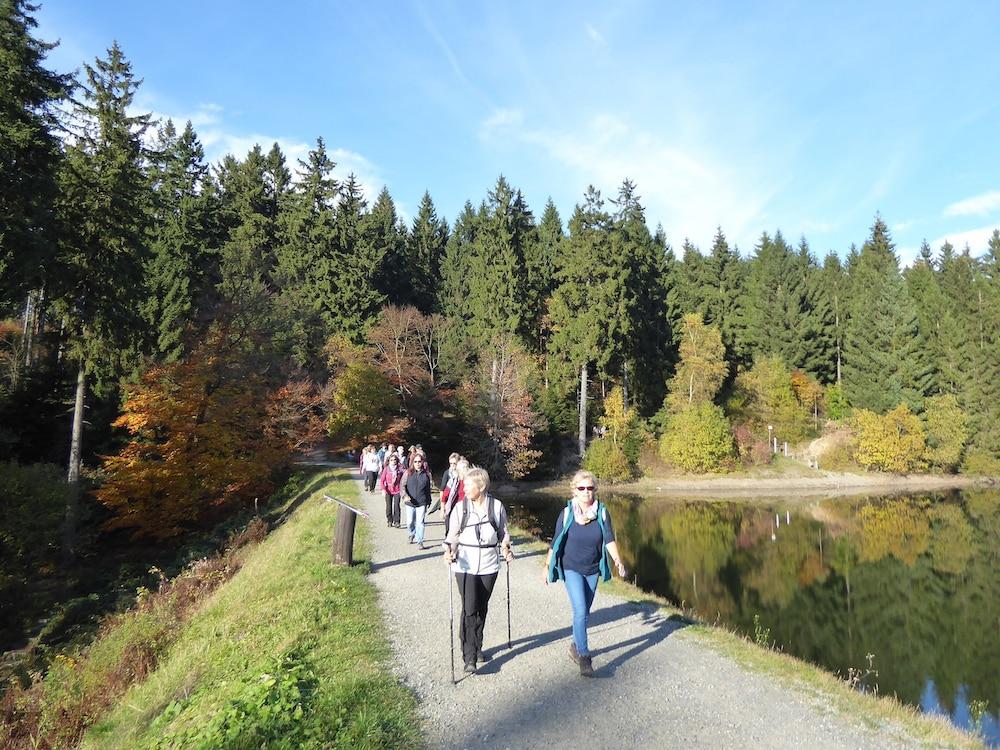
[475,601,689,678]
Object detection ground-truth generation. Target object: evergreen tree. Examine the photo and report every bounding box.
[523,197,562,353]
[463,176,530,347]
[673,239,710,323]
[332,173,385,340]
[54,42,152,556]
[143,119,211,361]
[743,231,814,373]
[903,240,945,394]
[271,137,339,366]
[0,0,71,311]
[702,227,749,370]
[796,239,838,381]
[842,216,932,413]
[818,252,848,383]
[611,179,671,414]
[396,190,447,313]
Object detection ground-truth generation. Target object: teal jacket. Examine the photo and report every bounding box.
[546,500,612,584]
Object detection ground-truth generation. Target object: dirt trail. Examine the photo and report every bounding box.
[354,477,952,749]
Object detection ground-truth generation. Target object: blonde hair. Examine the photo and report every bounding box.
[570,470,596,489]
[463,467,490,494]
[455,458,471,478]
[449,452,461,462]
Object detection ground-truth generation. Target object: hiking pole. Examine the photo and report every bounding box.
[447,553,456,685]
[506,556,512,650]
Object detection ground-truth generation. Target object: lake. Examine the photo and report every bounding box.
[502,487,1000,746]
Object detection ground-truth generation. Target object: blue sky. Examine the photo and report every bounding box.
[34,1,1000,264]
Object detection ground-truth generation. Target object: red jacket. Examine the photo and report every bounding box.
[379,465,404,494]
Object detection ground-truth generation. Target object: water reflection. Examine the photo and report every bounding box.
[504,488,1000,746]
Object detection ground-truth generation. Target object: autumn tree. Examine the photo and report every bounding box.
[665,313,727,411]
[462,333,542,478]
[852,404,927,473]
[921,394,969,473]
[326,361,404,448]
[96,331,288,540]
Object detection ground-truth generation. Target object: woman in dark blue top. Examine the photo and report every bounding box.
[544,470,627,676]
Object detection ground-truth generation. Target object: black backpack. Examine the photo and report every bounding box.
[456,496,501,547]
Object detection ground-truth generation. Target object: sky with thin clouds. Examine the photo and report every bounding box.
[33,0,1000,264]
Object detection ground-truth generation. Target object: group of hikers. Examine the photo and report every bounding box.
[357,443,628,678]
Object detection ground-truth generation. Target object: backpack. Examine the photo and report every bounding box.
[456,496,501,548]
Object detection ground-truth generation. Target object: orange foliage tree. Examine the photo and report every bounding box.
[95,335,320,540]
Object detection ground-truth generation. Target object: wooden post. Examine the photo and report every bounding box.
[325,495,369,566]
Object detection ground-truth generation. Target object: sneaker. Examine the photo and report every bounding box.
[579,655,594,677]
[408,535,414,544]
[463,662,476,674]
[418,542,426,550]
[477,650,492,664]
[568,642,580,665]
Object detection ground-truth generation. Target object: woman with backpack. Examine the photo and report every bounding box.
[543,470,627,677]
[443,468,513,674]
[362,445,382,493]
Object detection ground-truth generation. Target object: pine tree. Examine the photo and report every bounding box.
[796,239,837,381]
[143,119,211,361]
[702,227,749,370]
[397,191,447,313]
[611,179,671,414]
[0,0,71,311]
[464,176,530,347]
[54,42,152,557]
[818,252,848,383]
[903,240,945,394]
[271,137,339,366]
[523,197,562,353]
[330,174,385,340]
[842,216,932,412]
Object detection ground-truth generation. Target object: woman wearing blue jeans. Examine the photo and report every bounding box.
[544,470,627,676]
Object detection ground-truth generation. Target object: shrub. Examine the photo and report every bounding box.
[922,394,969,473]
[583,438,634,482]
[824,382,850,421]
[818,440,858,471]
[659,403,734,473]
[731,356,812,442]
[852,404,926,473]
[961,448,1000,477]
[732,424,772,467]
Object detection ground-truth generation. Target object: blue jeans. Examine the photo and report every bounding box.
[563,569,599,656]
[407,504,427,543]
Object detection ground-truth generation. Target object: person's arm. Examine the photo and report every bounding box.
[602,512,627,577]
[543,512,565,585]
[498,503,514,561]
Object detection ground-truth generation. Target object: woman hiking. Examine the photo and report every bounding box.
[443,468,513,674]
[379,453,404,527]
[543,470,627,677]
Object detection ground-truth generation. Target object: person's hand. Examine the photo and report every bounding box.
[442,545,456,564]
[502,546,514,563]
[542,569,550,586]
[615,560,627,579]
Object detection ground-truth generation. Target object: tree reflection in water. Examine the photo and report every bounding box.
[507,489,1000,746]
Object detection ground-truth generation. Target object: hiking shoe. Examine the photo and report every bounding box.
[477,650,492,664]
[568,642,580,665]
[579,655,594,677]
[463,662,476,674]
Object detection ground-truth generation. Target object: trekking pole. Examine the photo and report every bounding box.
[506,557,512,650]
[447,554,456,685]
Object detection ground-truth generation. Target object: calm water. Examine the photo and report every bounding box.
[502,488,1000,745]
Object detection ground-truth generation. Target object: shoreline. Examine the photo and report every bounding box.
[495,470,999,499]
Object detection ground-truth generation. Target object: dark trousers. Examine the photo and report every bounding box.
[455,571,498,665]
[384,492,400,525]
[364,470,378,491]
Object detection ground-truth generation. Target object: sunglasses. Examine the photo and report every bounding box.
[576,486,596,492]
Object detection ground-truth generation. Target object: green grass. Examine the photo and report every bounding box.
[77,468,419,750]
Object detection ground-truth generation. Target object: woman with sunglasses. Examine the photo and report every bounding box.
[544,470,626,677]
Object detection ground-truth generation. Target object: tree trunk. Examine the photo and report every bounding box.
[332,506,359,565]
[64,361,86,564]
[578,363,588,457]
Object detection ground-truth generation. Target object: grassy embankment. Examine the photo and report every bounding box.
[2,468,419,750]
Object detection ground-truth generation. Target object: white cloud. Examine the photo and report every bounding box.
[478,108,524,140]
[943,190,1000,218]
[499,112,774,251]
[930,224,1000,254]
[584,23,606,46]
[892,220,914,232]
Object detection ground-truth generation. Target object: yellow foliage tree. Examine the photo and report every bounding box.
[852,404,927,473]
[666,314,727,412]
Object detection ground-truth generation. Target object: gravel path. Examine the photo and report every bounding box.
[355,480,932,750]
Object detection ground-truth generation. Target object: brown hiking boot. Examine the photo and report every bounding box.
[579,654,594,677]
[568,642,581,665]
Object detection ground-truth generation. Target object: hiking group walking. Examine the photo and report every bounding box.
[357,442,627,679]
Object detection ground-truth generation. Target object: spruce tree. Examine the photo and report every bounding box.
[0,0,71,311]
[842,216,932,412]
[54,42,152,557]
[143,119,211,361]
[818,252,848,383]
[397,191,447,313]
[523,197,562,353]
[904,240,945,394]
[702,227,749,370]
